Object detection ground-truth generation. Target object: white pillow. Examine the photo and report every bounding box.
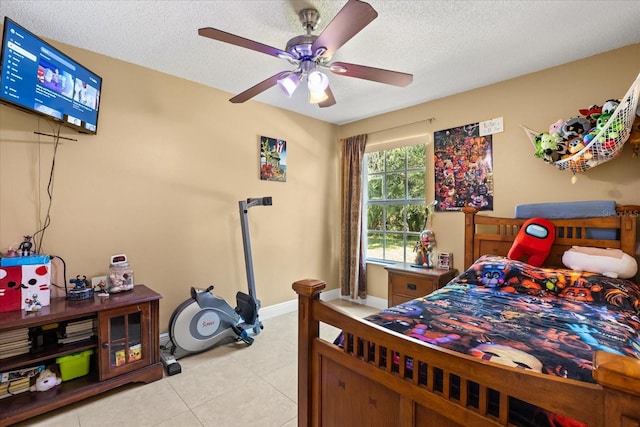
[562,246,638,279]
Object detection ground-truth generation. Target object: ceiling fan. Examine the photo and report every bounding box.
[198,0,413,108]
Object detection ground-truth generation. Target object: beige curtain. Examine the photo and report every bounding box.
[340,134,368,299]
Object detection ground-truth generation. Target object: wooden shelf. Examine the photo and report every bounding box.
[0,364,163,426]
[0,285,163,426]
[0,340,97,372]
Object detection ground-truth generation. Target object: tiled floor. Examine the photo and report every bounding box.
[15,300,379,427]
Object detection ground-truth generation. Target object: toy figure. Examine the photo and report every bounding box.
[414,229,436,268]
[18,235,33,257]
[630,112,640,157]
[413,201,438,268]
[533,132,562,163]
[95,279,108,295]
[2,246,18,257]
[70,275,89,289]
[507,217,555,267]
[29,368,61,392]
[25,293,42,312]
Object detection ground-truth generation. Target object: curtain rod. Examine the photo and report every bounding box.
[367,117,436,136]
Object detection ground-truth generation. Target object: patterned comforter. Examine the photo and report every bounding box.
[344,255,640,426]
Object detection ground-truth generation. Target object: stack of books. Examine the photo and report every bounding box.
[0,329,30,360]
[0,365,45,399]
[59,319,95,345]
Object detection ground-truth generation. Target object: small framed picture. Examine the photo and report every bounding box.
[438,252,453,270]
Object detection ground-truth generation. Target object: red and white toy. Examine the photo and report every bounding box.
[508,217,555,267]
[0,263,51,313]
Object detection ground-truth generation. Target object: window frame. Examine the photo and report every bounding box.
[363,144,427,264]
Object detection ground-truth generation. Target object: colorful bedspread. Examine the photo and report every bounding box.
[340,255,640,427]
[365,255,640,383]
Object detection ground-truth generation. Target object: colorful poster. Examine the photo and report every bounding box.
[260,136,287,182]
[434,123,494,211]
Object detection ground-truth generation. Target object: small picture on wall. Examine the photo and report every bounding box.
[260,136,287,182]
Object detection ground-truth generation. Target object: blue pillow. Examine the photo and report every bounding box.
[514,200,616,240]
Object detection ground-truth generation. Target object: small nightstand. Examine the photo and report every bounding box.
[385,263,459,307]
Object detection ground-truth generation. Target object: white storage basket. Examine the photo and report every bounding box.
[524,72,640,174]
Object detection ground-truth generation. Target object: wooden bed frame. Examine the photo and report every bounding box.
[293,206,640,427]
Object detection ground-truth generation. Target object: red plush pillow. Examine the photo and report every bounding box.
[507,217,555,267]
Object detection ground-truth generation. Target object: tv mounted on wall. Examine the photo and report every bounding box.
[0,17,102,134]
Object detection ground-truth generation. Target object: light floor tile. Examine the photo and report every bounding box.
[166,353,261,409]
[75,380,187,427]
[191,378,296,427]
[260,361,298,403]
[10,300,379,427]
[154,410,204,427]
[280,417,297,427]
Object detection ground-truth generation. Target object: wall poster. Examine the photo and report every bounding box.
[434,123,494,211]
[260,136,287,182]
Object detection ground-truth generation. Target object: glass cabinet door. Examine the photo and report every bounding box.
[98,303,150,381]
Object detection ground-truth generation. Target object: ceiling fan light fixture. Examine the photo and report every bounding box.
[277,72,301,97]
[307,70,329,92]
[308,89,329,104]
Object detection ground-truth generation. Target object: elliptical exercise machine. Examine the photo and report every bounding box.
[160,197,272,375]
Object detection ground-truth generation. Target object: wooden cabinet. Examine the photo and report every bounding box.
[97,303,152,381]
[0,285,163,426]
[385,263,458,307]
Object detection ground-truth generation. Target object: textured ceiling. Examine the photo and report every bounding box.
[1,0,640,125]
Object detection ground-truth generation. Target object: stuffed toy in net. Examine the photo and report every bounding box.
[523,72,640,179]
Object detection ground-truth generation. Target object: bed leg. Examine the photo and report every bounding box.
[293,279,326,427]
[594,351,640,426]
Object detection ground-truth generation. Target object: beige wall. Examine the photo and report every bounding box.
[1,37,639,325]
[339,44,640,299]
[0,40,339,330]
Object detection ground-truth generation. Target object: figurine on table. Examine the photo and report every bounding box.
[25,294,42,312]
[18,235,34,257]
[70,275,89,289]
[413,201,438,268]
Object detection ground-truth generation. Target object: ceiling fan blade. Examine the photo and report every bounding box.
[330,62,413,87]
[318,86,336,108]
[311,0,378,59]
[198,27,292,59]
[229,71,292,103]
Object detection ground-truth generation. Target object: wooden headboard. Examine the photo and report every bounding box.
[462,206,639,269]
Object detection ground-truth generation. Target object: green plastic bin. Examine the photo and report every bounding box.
[56,349,93,381]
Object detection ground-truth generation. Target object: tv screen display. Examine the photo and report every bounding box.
[0,17,102,134]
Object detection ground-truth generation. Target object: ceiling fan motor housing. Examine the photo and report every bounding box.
[285,34,318,60]
[299,8,320,32]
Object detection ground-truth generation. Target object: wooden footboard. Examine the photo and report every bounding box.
[294,279,640,427]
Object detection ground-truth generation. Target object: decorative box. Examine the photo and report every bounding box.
[0,261,51,313]
[0,255,50,267]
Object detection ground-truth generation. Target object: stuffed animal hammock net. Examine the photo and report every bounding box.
[523,72,640,175]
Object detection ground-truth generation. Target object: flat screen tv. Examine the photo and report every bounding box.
[0,17,102,134]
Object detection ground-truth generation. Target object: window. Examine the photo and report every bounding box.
[364,144,426,263]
